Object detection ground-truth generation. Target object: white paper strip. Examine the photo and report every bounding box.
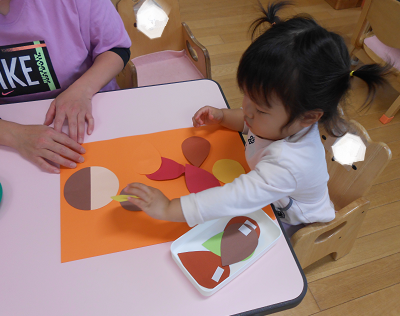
[239,224,251,236]
[244,220,257,230]
[211,266,224,283]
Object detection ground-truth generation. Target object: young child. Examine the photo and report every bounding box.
[124,2,389,234]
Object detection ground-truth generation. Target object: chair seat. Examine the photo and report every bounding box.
[132,50,204,87]
[364,36,400,71]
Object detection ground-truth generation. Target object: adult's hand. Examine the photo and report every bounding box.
[44,84,94,144]
[7,122,85,174]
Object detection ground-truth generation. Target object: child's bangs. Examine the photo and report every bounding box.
[238,54,299,112]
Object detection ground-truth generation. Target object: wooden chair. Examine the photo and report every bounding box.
[291,120,391,269]
[113,0,211,89]
[350,0,400,124]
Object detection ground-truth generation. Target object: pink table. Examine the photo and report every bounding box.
[0,80,306,315]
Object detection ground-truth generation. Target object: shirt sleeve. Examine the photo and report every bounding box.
[76,0,131,62]
[180,160,297,227]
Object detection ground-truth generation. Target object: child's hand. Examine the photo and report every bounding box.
[192,106,224,127]
[124,183,185,222]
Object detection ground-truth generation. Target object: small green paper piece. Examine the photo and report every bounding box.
[202,232,223,256]
[0,183,2,203]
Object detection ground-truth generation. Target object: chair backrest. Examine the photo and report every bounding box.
[352,0,400,49]
[116,0,185,59]
[320,120,391,210]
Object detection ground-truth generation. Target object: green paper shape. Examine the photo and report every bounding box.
[202,232,223,256]
[0,182,2,203]
[202,231,255,262]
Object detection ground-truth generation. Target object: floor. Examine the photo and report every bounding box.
[178,0,400,314]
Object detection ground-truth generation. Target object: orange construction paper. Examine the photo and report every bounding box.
[61,125,262,263]
[130,140,162,174]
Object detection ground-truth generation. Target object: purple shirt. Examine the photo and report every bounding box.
[0,0,131,103]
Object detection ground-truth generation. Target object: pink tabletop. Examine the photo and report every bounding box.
[0,80,306,316]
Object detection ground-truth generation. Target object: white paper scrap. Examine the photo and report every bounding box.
[244,220,257,230]
[211,266,224,283]
[239,224,252,236]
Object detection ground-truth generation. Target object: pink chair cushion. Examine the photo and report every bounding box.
[364,36,400,71]
[132,50,204,87]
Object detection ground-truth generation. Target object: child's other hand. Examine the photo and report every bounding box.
[124,183,185,222]
[44,85,94,144]
[192,106,224,127]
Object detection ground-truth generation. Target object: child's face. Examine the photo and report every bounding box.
[242,93,304,141]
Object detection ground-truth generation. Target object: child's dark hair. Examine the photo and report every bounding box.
[237,1,391,136]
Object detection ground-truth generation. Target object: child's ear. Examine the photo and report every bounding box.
[300,110,324,127]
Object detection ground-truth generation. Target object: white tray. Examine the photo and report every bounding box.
[170,209,281,296]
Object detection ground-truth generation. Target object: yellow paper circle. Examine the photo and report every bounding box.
[212,159,245,184]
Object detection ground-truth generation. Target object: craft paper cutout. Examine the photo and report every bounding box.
[131,141,162,174]
[202,232,223,256]
[60,125,256,263]
[220,223,258,266]
[64,166,119,210]
[225,216,260,237]
[0,182,2,203]
[118,188,141,211]
[202,231,255,262]
[146,157,185,180]
[182,136,210,167]
[178,251,230,289]
[185,164,221,193]
[212,159,245,183]
[211,266,225,282]
[111,195,139,202]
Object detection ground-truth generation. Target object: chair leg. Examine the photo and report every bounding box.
[380,95,400,124]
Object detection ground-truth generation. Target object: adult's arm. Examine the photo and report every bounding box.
[43,50,125,144]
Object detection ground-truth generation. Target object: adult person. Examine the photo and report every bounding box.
[0,0,131,173]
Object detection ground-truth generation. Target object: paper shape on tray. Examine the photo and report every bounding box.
[185,164,221,193]
[0,182,2,203]
[146,157,185,180]
[220,222,258,266]
[118,188,141,211]
[202,231,255,262]
[212,159,245,183]
[64,166,119,210]
[182,136,210,167]
[202,232,223,256]
[225,216,260,237]
[131,141,162,174]
[178,251,230,289]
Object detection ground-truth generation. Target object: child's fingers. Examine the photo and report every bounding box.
[125,183,150,202]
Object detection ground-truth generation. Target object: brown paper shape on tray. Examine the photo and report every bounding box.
[181,136,211,167]
[178,251,230,289]
[220,223,259,266]
[225,216,260,237]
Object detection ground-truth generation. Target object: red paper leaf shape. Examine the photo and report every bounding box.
[225,216,260,237]
[146,157,185,180]
[178,251,230,289]
[220,223,259,266]
[181,136,211,167]
[185,164,221,193]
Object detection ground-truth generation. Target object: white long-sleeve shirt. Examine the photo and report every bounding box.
[181,123,335,227]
